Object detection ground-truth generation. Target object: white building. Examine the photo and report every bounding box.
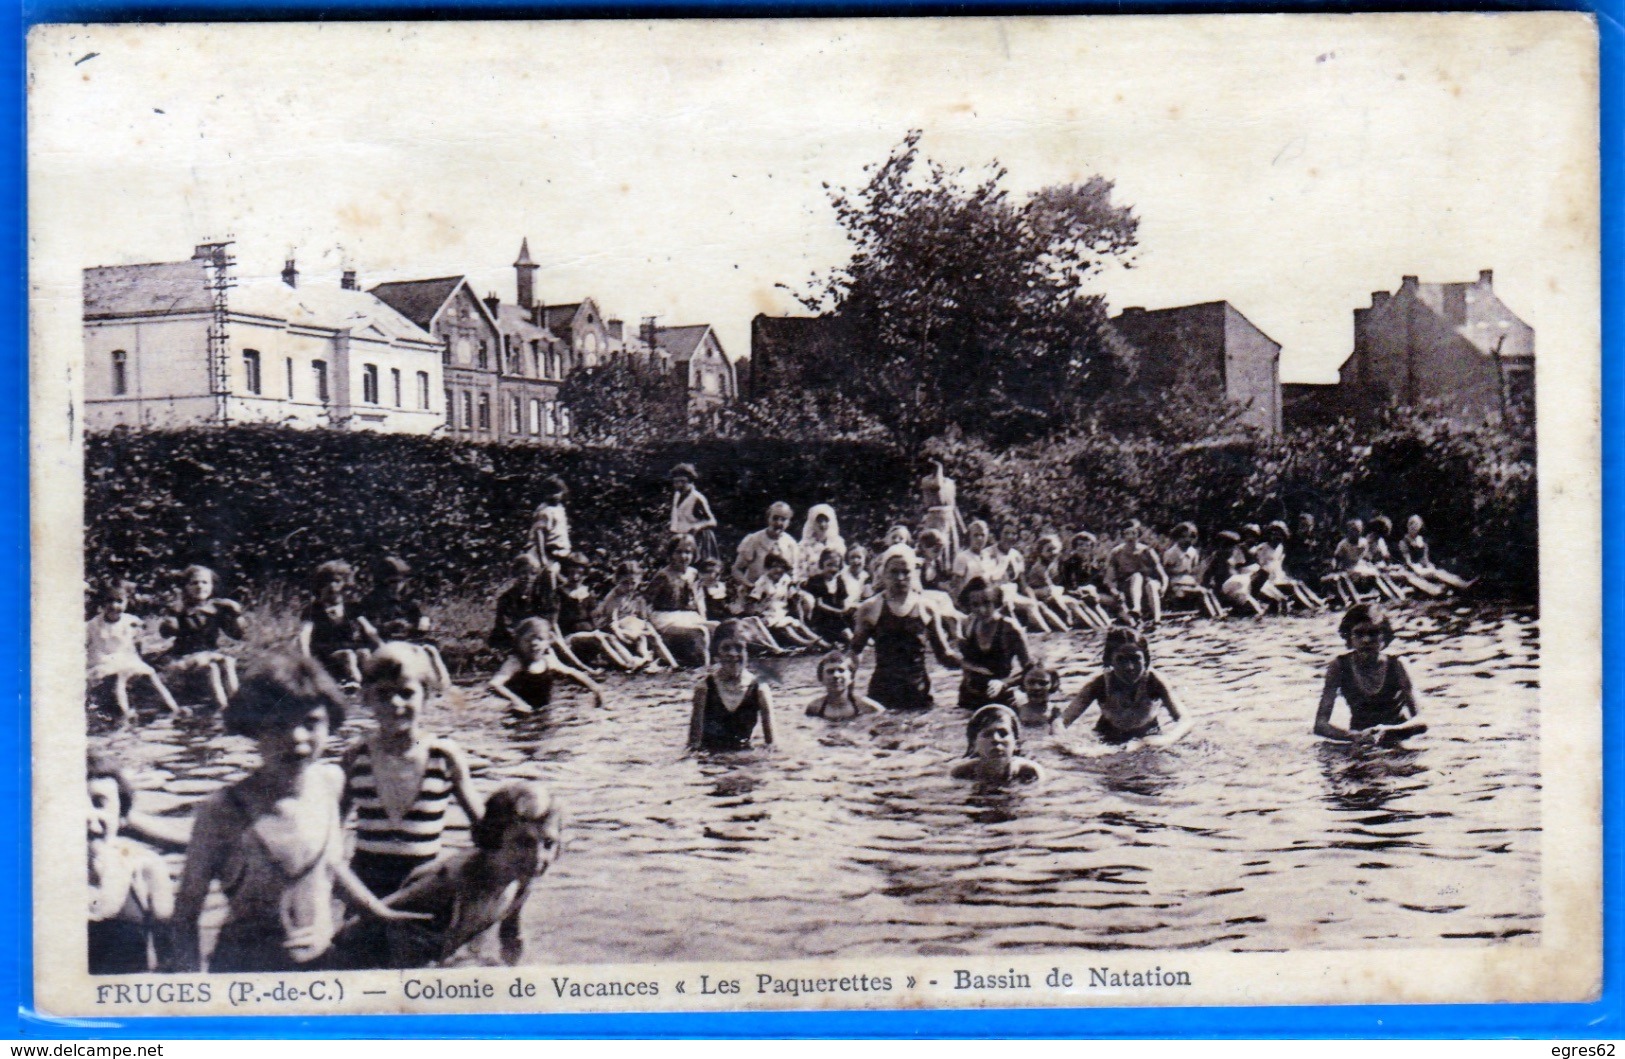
[83,245,446,434]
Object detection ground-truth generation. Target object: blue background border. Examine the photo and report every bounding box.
[2,0,1617,1037]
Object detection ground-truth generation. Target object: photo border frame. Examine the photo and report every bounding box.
[5,0,1620,1037]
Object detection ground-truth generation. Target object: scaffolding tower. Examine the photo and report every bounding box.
[197,240,236,425]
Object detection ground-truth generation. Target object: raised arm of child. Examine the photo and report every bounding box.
[1313,656,1360,742]
[357,614,383,650]
[168,796,232,972]
[550,658,605,708]
[487,656,534,713]
[1057,674,1106,731]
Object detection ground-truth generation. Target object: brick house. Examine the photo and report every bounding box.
[1337,271,1533,424]
[1110,301,1283,434]
[653,324,736,421]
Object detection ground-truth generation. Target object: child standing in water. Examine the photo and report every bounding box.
[950,704,1042,786]
[172,654,423,972]
[370,783,563,968]
[343,644,480,901]
[299,560,377,691]
[89,583,179,717]
[1400,515,1473,591]
[687,622,777,751]
[87,753,173,974]
[849,545,960,712]
[955,577,1031,711]
[489,617,605,714]
[160,564,245,710]
[802,547,854,646]
[1057,625,1189,746]
[668,464,720,563]
[806,651,886,720]
[1313,603,1427,745]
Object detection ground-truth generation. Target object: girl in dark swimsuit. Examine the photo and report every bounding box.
[1314,603,1427,745]
[686,622,777,752]
[955,576,1031,711]
[848,545,960,712]
[489,617,604,714]
[1058,625,1188,747]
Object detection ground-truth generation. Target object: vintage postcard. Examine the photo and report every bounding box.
[27,14,1600,1018]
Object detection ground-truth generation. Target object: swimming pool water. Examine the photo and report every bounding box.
[90,602,1540,963]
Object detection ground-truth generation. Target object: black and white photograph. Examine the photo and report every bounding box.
[27,14,1600,1016]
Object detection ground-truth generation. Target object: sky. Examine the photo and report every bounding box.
[29,15,1597,382]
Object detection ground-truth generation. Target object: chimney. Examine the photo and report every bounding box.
[483,292,502,317]
[340,269,357,291]
[1371,291,1390,306]
[1400,275,1419,291]
[1478,269,1493,287]
[514,237,538,311]
[281,258,299,288]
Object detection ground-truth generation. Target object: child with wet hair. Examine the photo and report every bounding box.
[1058,625,1189,746]
[87,753,174,974]
[1008,659,1063,728]
[89,581,179,717]
[806,650,886,720]
[373,782,563,968]
[489,617,605,714]
[159,564,245,710]
[1313,603,1427,746]
[172,654,424,972]
[299,560,377,691]
[343,644,478,902]
[950,704,1042,786]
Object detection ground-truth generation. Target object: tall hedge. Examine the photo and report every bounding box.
[85,413,1536,602]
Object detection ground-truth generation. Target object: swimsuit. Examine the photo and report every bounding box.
[957,617,1027,710]
[698,675,765,751]
[802,574,850,643]
[87,841,159,975]
[1334,653,1412,730]
[867,598,935,712]
[345,740,458,897]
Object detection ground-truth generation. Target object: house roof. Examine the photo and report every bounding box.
[494,302,553,342]
[84,259,437,345]
[654,324,717,362]
[85,260,213,317]
[368,276,467,331]
[541,303,584,331]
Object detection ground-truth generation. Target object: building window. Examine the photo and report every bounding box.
[362,364,380,404]
[111,350,128,396]
[442,340,451,365]
[477,393,491,431]
[477,340,489,371]
[462,391,473,431]
[559,405,571,436]
[418,372,431,410]
[243,349,262,395]
[391,368,402,407]
[313,360,329,402]
[508,394,522,434]
[530,341,541,377]
[286,357,295,399]
[544,402,556,436]
[529,398,542,436]
[445,387,456,427]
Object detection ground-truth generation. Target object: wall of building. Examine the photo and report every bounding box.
[1221,304,1282,433]
[1345,281,1511,422]
[686,333,734,409]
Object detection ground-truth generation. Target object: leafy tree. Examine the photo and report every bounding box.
[558,356,688,446]
[793,131,1139,447]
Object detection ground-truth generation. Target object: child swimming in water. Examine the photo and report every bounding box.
[87,753,173,974]
[950,704,1042,786]
[1313,603,1427,745]
[1007,660,1062,728]
[687,622,777,752]
[1057,625,1188,746]
[371,782,563,968]
[955,576,1031,711]
[489,617,605,714]
[172,654,425,972]
[806,651,886,720]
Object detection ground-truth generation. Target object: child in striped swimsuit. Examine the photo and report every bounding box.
[342,644,482,903]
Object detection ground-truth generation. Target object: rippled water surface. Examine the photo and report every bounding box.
[92,603,1540,961]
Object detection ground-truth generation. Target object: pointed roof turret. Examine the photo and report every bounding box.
[514,238,536,268]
